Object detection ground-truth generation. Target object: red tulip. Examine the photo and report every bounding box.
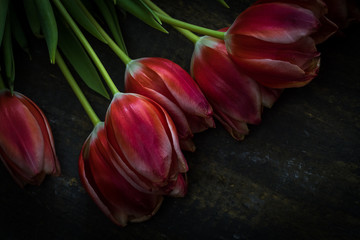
[254,0,338,44]
[0,90,60,187]
[105,93,188,196]
[225,2,324,89]
[125,57,215,152]
[191,36,262,140]
[79,123,164,226]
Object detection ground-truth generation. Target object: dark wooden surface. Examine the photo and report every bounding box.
[1,1,360,239]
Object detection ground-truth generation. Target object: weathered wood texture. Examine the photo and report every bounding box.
[1,1,359,239]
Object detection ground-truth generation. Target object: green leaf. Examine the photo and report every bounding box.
[57,16,110,99]
[216,0,230,8]
[115,0,168,33]
[61,0,106,43]
[23,0,42,37]
[0,0,10,47]
[95,0,128,55]
[10,2,30,57]
[2,14,15,92]
[34,0,58,63]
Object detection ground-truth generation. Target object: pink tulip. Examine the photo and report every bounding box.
[125,57,215,152]
[225,2,325,89]
[105,93,188,196]
[0,90,60,187]
[191,36,262,140]
[79,123,164,226]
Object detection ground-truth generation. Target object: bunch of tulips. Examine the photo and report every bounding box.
[0,0,358,226]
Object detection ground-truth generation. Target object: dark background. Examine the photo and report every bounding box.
[1,0,359,239]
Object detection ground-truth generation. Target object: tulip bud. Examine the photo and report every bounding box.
[0,90,60,187]
[125,57,215,152]
[225,2,324,89]
[191,36,262,140]
[105,93,188,195]
[79,123,163,226]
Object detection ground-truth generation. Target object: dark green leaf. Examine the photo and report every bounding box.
[115,0,168,33]
[10,2,30,57]
[34,0,58,63]
[2,14,15,92]
[61,0,106,43]
[23,0,42,37]
[57,17,110,99]
[0,0,10,47]
[95,0,128,55]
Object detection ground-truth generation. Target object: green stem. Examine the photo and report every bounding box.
[142,0,200,44]
[155,12,225,40]
[55,50,100,126]
[52,0,119,96]
[75,0,132,65]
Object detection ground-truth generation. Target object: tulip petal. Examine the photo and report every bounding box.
[79,123,163,226]
[253,0,338,43]
[259,85,284,108]
[17,93,60,176]
[0,90,59,187]
[105,93,188,194]
[192,37,262,125]
[125,61,194,150]
[226,3,320,44]
[231,57,319,89]
[125,57,214,142]
[227,35,319,68]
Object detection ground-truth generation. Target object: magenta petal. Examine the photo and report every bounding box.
[226,3,320,44]
[125,57,214,152]
[253,0,338,43]
[191,36,262,136]
[0,90,59,187]
[105,93,188,194]
[259,85,284,108]
[79,123,163,226]
[230,58,319,89]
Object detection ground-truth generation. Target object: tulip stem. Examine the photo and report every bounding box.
[142,0,200,44]
[153,12,225,40]
[74,0,132,65]
[52,0,119,96]
[55,51,101,126]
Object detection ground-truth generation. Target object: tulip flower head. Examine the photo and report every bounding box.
[125,57,215,151]
[0,90,60,187]
[105,93,188,196]
[225,2,325,89]
[79,122,164,226]
[191,36,262,140]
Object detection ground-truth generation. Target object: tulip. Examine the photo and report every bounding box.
[224,2,324,89]
[0,90,60,187]
[191,36,262,140]
[79,122,164,226]
[254,0,338,44]
[125,57,215,152]
[105,92,188,195]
